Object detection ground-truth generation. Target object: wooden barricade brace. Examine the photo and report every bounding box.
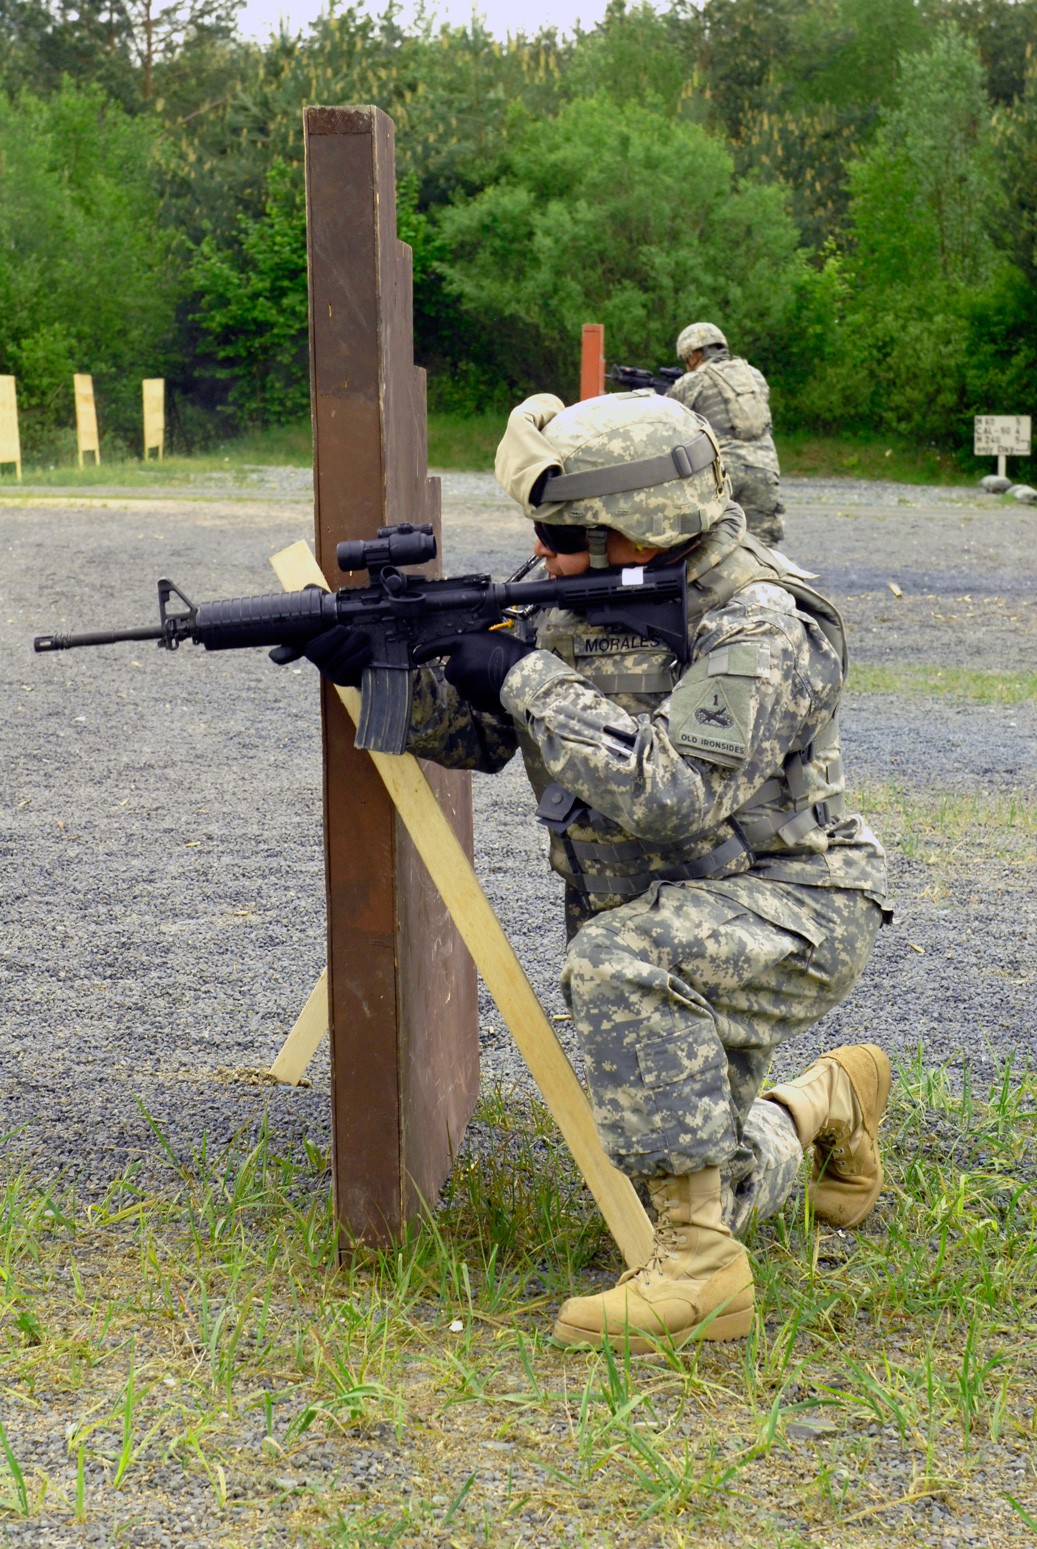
[0,376,20,481]
[303,104,480,1247]
[74,374,100,467]
[143,379,165,460]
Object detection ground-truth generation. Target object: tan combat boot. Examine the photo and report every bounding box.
[763,1043,892,1227]
[552,1167,754,1353]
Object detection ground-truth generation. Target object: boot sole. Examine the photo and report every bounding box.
[552,1303,754,1354]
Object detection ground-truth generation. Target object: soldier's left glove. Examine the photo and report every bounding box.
[414,630,535,714]
[269,626,372,687]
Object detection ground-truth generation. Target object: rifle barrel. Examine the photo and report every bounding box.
[33,625,167,653]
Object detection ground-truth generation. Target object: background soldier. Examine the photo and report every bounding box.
[292,390,891,1353]
[667,322,785,549]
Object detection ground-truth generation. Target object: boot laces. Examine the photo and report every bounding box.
[627,1221,690,1285]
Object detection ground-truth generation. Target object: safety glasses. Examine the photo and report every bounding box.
[533,520,589,554]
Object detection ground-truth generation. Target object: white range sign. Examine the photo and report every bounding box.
[974,415,1032,456]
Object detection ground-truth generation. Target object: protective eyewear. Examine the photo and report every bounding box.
[533,520,589,555]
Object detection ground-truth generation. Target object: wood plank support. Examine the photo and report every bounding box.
[267,968,327,1087]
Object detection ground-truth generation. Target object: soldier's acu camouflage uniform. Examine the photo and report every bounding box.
[667,351,784,550]
[405,507,887,1238]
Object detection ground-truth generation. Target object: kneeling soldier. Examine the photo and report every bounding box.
[297,389,892,1351]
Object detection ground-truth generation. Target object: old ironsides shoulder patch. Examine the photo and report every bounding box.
[668,642,762,768]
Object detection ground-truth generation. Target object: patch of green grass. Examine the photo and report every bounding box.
[0,1069,1034,1546]
[0,454,219,490]
[4,419,1010,489]
[212,423,314,466]
[0,423,315,490]
[849,780,1037,872]
[6,404,1033,494]
[428,410,508,472]
[0,414,509,488]
[775,432,1008,487]
[849,663,1037,705]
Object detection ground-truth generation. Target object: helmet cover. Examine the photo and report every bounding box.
[676,321,727,359]
[498,390,729,547]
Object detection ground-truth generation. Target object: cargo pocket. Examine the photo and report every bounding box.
[636,1029,696,1092]
[634,996,727,1098]
[629,1012,732,1166]
[739,890,826,957]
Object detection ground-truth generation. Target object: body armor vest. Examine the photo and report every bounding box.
[522,514,848,913]
[702,358,771,440]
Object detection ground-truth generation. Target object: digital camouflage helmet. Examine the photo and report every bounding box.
[676,321,727,360]
[494,390,730,557]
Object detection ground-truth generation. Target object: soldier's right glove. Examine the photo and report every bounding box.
[413,629,534,713]
[270,626,372,688]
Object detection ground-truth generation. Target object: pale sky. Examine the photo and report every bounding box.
[236,0,623,43]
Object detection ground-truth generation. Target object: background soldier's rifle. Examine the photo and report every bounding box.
[608,364,684,395]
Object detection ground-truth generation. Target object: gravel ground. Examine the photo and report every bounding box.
[2,470,1036,1189]
[2,471,1036,1549]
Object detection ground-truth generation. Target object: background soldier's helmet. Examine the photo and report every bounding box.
[497,390,730,548]
[676,321,727,359]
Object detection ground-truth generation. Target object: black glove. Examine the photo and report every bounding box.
[269,626,372,688]
[413,630,534,714]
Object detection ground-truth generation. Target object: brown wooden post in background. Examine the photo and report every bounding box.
[580,323,605,399]
[304,104,479,1246]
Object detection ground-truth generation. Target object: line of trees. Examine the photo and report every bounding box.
[1,0,1035,462]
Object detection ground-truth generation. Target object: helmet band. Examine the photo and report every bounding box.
[538,432,718,505]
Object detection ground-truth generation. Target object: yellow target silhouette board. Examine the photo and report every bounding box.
[143,378,164,460]
[0,376,20,480]
[74,374,100,467]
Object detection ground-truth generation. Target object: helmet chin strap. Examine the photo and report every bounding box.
[588,527,609,569]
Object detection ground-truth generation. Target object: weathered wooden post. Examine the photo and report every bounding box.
[304,104,480,1246]
[580,324,605,399]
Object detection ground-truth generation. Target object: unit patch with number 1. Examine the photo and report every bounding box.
[667,643,767,768]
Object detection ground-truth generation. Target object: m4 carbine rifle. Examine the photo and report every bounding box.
[34,523,689,755]
[608,364,683,395]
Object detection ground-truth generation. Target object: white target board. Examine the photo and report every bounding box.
[974,416,1031,457]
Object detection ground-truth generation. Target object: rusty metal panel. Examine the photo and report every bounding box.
[304,104,479,1244]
